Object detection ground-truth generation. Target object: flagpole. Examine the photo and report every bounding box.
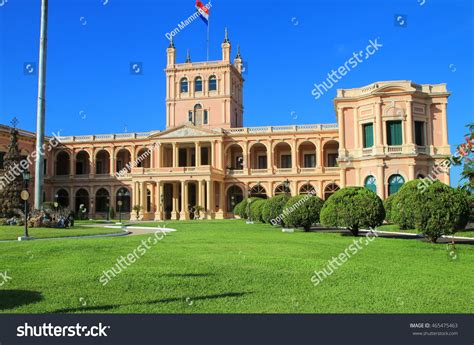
[207,16,210,61]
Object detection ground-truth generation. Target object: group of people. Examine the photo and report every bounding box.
[42,213,75,228]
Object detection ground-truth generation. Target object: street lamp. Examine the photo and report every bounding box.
[117,191,123,224]
[106,196,110,221]
[231,195,235,218]
[20,171,31,239]
[283,178,290,196]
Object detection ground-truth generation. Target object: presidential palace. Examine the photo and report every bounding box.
[0,33,451,220]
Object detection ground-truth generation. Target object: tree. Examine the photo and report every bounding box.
[390,180,424,229]
[283,195,324,231]
[320,187,385,236]
[262,194,290,225]
[414,181,470,242]
[452,123,473,192]
[383,194,396,223]
[0,125,24,218]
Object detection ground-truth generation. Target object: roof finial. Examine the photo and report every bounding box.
[168,35,175,48]
[223,27,230,43]
[236,44,242,59]
[185,49,191,63]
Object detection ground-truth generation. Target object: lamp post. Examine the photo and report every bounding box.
[283,178,290,196]
[231,195,235,219]
[106,196,110,222]
[117,191,123,224]
[20,171,31,240]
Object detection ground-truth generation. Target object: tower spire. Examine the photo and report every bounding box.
[185,49,191,63]
[223,27,230,43]
[168,35,175,48]
[236,44,242,59]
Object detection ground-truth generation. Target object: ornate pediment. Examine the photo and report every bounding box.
[152,124,222,139]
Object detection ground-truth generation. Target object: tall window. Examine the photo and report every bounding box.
[203,110,208,124]
[194,104,203,125]
[209,75,217,91]
[415,121,425,146]
[180,78,188,93]
[194,77,202,92]
[363,123,374,148]
[386,121,402,146]
[364,175,376,193]
[388,174,405,196]
[304,154,316,167]
[257,156,267,169]
[327,153,338,167]
[281,155,292,168]
[188,111,193,122]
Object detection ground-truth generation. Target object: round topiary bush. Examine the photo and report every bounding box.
[414,181,470,242]
[262,194,290,225]
[233,200,246,218]
[250,198,267,222]
[391,180,424,229]
[383,194,396,223]
[282,195,325,231]
[320,187,385,236]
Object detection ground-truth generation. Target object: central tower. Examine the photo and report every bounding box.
[164,30,244,129]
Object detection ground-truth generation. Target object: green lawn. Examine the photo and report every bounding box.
[378,224,474,238]
[0,220,473,313]
[0,225,124,241]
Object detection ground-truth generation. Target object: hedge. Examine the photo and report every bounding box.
[282,195,325,231]
[262,194,290,225]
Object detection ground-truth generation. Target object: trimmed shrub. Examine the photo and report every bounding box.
[467,193,474,222]
[414,181,470,242]
[262,194,290,225]
[320,187,385,236]
[282,195,325,231]
[383,194,396,223]
[391,180,424,229]
[233,200,246,218]
[233,198,261,219]
[250,198,267,222]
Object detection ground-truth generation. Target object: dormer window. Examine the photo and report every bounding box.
[195,77,203,92]
[180,78,188,93]
[209,75,217,91]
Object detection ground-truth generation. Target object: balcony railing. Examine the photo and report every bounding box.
[275,168,292,174]
[250,168,268,174]
[299,167,316,173]
[362,147,373,156]
[224,123,338,135]
[386,146,403,154]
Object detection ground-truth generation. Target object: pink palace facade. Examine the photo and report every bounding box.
[0,33,451,220]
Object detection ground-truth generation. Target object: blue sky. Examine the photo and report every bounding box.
[0,0,472,185]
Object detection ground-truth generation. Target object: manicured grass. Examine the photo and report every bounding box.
[378,224,474,238]
[0,220,473,313]
[0,225,124,241]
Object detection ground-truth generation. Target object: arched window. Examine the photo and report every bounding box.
[249,184,267,199]
[55,151,70,175]
[194,77,202,92]
[324,183,339,200]
[116,187,131,212]
[180,78,188,93]
[95,188,110,213]
[364,175,376,193]
[194,104,203,126]
[208,75,217,91]
[56,189,69,207]
[388,174,405,196]
[274,184,290,195]
[75,188,89,213]
[299,183,315,195]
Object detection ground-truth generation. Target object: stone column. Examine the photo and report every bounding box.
[376,164,385,199]
[154,182,163,221]
[140,181,147,220]
[155,143,161,169]
[171,182,179,220]
[408,164,415,180]
[405,100,414,145]
[195,142,201,167]
[110,148,115,175]
[206,180,215,219]
[339,168,346,188]
[198,180,206,217]
[337,107,345,157]
[292,139,298,173]
[179,181,189,220]
[69,149,75,176]
[354,107,360,156]
[90,148,95,178]
[172,143,178,167]
[375,101,383,154]
[317,180,323,199]
[316,138,322,169]
[268,141,274,173]
[216,181,225,219]
[441,102,448,146]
